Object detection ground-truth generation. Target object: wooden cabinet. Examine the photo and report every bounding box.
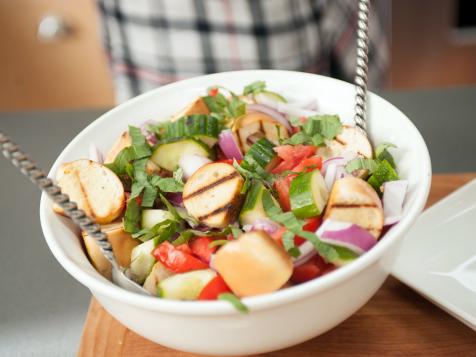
[0,0,114,111]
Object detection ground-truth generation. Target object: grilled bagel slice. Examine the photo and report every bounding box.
[183,162,244,228]
[317,125,373,160]
[324,176,384,239]
[232,112,289,153]
[55,159,125,224]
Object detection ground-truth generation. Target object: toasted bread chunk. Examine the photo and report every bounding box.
[324,176,384,239]
[82,221,139,279]
[172,97,210,120]
[214,231,293,297]
[56,159,125,224]
[318,126,373,160]
[104,131,131,164]
[183,162,244,228]
[232,112,289,152]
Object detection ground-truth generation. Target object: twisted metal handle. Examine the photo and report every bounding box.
[354,0,370,135]
[0,131,117,268]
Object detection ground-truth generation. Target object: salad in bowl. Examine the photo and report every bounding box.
[52,80,408,310]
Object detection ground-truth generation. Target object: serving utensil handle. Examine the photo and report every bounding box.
[354,0,370,135]
[0,131,118,268]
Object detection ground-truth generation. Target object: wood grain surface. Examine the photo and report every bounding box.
[78,173,476,357]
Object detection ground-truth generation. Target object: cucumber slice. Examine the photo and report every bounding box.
[240,181,277,225]
[151,138,210,171]
[290,170,329,218]
[241,138,278,171]
[164,115,219,147]
[159,269,216,300]
[256,91,287,103]
[141,209,174,229]
[129,239,156,284]
[143,261,174,295]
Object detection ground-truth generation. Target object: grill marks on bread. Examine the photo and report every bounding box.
[183,163,244,228]
[324,176,384,239]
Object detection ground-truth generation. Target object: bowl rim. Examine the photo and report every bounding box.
[40,70,432,316]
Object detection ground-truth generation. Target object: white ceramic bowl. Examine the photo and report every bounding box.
[40,70,431,355]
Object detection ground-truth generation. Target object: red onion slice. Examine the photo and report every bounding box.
[88,143,103,164]
[247,104,291,131]
[218,129,243,161]
[166,192,184,207]
[140,120,158,145]
[254,93,319,118]
[293,241,317,267]
[324,163,338,191]
[179,154,212,179]
[383,180,408,226]
[316,220,377,255]
[242,218,280,235]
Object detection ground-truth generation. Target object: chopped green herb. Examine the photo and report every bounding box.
[345,158,379,174]
[218,293,249,313]
[303,115,342,140]
[104,146,135,176]
[155,177,184,192]
[243,81,266,96]
[375,143,397,168]
[123,198,141,234]
[129,126,151,159]
[208,239,229,248]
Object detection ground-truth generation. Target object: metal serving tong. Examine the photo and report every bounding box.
[0,132,149,295]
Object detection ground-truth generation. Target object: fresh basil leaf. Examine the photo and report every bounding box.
[130,182,144,200]
[345,158,379,174]
[297,230,339,262]
[311,133,325,146]
[208,239,229,248]
[243,81,266,96]
[158,193,182,221]
[173,167,184,185]
[282,231,300,258]
[304,115,342,140]
[123,198,141,234]
[203,93,228,114]
[141,185,158,207]
[133,158,148,183]
[129,126,151,159]
[155,177,184,193]
[375,143,397,168]
[230,226,242,239]
[218,293,249,313]
[226,95,246,118]
[284,131,308,145]
[105,146,135,176]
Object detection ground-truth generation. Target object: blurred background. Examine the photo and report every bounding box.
[1,0,476,111]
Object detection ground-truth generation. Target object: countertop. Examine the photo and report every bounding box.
[0,86,475,356]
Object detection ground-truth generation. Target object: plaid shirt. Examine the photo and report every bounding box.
[98,0,389,103]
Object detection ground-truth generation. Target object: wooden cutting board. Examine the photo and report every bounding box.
[78,173,476,357]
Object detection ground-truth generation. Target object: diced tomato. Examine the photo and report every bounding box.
[295,217,322,245]
[272,145,317,174]
[216,159,235,165]
[292,156,322,173]
[190,237,216,263]
[175,244,192,254]
[124,192,142,206]
[153,242,208,273]
[208,87,219,96]
[274,177,292,211]
[290,255,335,284]
[198,275,232,300]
